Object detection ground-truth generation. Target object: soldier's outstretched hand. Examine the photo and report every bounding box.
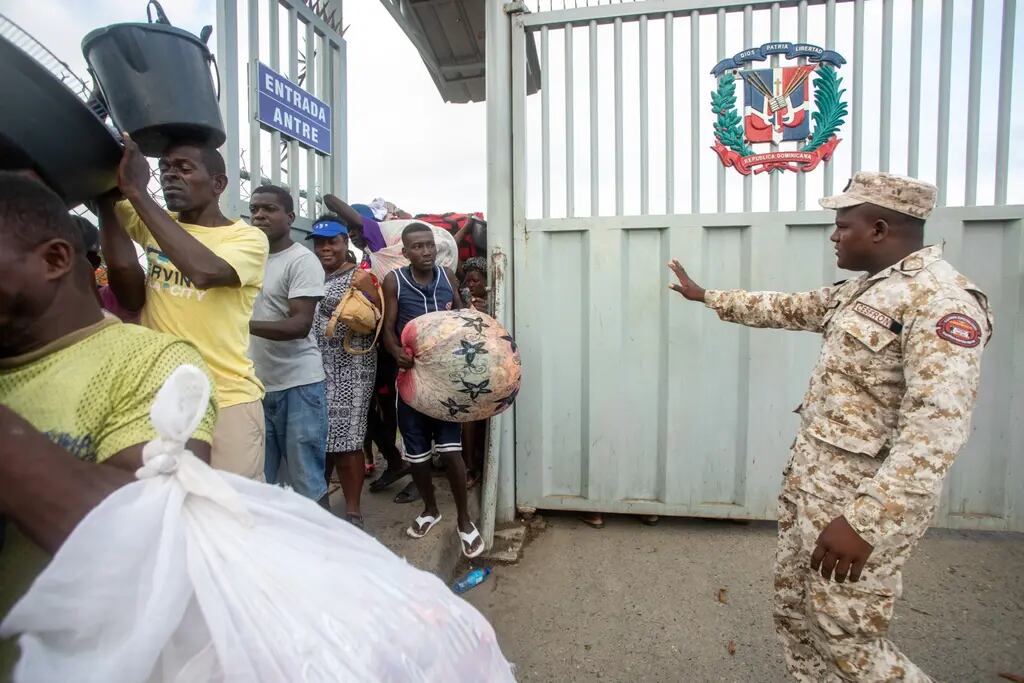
[668,260,707,302]
[811,515,874,583]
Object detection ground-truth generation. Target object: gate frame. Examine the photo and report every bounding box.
[488,0,1024,534]
[216,0,347,232]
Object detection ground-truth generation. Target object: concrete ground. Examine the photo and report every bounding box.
[463,513,1024,683]
[327,466,475,580]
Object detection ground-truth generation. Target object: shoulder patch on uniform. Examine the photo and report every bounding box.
[852,302,903,334]
[935,313,982,348]
[900,256,924,272]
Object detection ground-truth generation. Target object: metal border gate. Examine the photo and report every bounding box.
[216,0,347,234]
[487,0,1024,532]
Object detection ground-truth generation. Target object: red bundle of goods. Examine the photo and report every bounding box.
[414,212,485,262]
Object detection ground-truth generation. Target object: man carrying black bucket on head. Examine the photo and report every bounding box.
[98,134,269,480]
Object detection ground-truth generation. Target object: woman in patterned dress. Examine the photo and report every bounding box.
[310,216,379,528]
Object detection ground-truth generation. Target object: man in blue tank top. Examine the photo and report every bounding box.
[381,223,484,558]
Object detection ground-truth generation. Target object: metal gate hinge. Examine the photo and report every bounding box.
[503,1,528,15]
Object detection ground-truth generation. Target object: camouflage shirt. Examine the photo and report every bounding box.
[705,244,992,548]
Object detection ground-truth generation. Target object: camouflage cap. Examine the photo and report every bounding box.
[819,171,937,219]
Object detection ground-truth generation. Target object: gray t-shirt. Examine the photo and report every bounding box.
[249,242,326,392]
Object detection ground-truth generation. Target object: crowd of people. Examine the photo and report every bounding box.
[0,132,492,672]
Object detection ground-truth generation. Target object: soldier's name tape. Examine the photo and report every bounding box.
[851,302,903,335]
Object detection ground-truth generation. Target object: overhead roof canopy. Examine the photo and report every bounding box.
[379,0,540,103]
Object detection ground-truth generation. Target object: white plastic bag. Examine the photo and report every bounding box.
[367,220,458,280]
[1,365,513,683]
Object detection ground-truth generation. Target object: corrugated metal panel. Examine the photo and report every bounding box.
[380,0,541,103]
[409,0,487,102]
[513,209,1024,531]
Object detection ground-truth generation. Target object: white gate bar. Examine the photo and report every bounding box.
[769,2,779,212]
[331,38,346,198]
[541,26,550,218]
[269,0,282,186]
[936,0,953,206]
[287,6,300,210]
[589,20,599,216]
[640,15,650,215]
[282,0,343,38]
[907,0,922,177]
[690,10,700,213]
[665,12,675,215]
[589,20,598,216]
[851,0,863,177]
[824,0,835,197]
[248,0,261,192]
[995,0,1016,205]
[614,17,625,215]
[879,0,892,172]
[217,0,241,216]
[318,32,331,205]
[965,0,985,206]
[304,18,317,218]
[743,4,753,211]
[565,23,575,217]
[513,18,527,223]
[796,0,808,210]
[717,8,726,213]
[487,0,517,536]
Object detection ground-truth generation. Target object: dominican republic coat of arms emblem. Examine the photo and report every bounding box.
[710,42,848,175]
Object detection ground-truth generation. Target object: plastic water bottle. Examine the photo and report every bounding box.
[452,567,491,594]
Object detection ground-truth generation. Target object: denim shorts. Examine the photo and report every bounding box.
[263,381,328,500]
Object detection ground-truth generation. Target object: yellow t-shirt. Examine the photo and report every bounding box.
[115,200,269,408]
[0,317,217,676]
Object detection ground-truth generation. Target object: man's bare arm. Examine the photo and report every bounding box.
[250,297,320,341]
[96,193,147,311]
[322,194,365,232]
[0,406,210,553]
[118,133,239,290]
[381,272,412,368]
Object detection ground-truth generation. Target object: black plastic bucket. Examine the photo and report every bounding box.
[82,21,225,156]
[0,32,121,206]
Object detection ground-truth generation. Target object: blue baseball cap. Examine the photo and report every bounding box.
[351,203,375,220]
[306,219,349,239]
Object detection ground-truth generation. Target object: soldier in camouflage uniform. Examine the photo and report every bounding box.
[669,172,992,682]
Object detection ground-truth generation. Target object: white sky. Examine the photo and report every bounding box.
[3,0,1021,219]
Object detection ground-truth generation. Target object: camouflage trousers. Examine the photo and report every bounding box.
[774,461,937,682]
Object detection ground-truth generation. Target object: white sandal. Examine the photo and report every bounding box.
[406,514,442,539]
[459,523,484,559]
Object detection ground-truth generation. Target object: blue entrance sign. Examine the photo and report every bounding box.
[256,61,332,156]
